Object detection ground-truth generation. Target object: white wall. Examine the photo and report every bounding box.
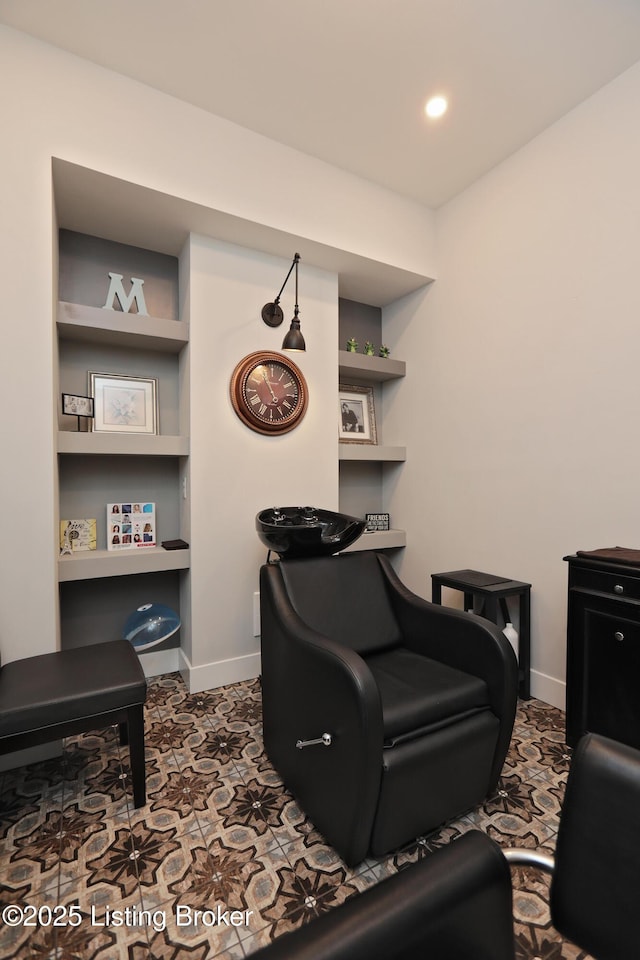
[0,26,434,671]
[384,59,640,708]
[0,28,435,278]
[187,238,338,688]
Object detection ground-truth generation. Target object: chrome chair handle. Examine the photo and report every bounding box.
[296,733,332,749]
[503,848,555,873]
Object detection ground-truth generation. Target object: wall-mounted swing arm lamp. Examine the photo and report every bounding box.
[261,252,306,351]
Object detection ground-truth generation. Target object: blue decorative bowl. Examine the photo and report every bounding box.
[122,603,181,651]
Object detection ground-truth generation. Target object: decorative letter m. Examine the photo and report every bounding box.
[102,273,149,316]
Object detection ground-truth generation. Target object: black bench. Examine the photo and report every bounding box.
[0,639,147,806]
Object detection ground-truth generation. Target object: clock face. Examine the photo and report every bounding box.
[230,351,308,435]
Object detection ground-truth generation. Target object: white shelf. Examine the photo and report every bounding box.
[342,529,406,552]
[58,431,189,456]
[338,351,405,382]
[57,301,188,353]
[339,444,406,462]
[58,546,190,582]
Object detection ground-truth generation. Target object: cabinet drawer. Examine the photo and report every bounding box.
[570,566,640,602]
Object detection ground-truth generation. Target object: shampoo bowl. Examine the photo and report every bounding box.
[256,507,365,558]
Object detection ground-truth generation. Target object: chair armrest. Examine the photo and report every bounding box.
[376,554,518,712]
[249,831,515,960]
[376,554,518,791]
[259,562,384,865]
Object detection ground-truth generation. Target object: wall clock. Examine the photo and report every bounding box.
[230,350,308,435]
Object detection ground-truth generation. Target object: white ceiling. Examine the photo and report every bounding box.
[2,0,640,208]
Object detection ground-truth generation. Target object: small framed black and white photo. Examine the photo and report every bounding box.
[62,393,95,418]
[338,383,377,444]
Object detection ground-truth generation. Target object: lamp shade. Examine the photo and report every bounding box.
[122,603,181,651]
[282,317,306,351]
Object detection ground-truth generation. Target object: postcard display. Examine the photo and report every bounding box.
[108,502,156,550]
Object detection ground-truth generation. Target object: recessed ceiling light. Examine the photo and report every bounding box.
[425,96,448,119]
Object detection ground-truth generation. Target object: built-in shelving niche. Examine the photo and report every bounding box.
[56,230,190,664]
[338,298,406,552]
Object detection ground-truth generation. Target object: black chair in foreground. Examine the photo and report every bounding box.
[260,551,518,865]
[0,639,147,806]
[251,732,640,960]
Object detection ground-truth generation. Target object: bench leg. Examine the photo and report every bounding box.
[119,721,128,746]
[126,704,146,807]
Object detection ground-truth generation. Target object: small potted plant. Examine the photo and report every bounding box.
[379,345,390,359]
[364,341,375,356]
[346,337,358,352]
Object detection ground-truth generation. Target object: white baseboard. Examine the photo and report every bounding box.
[138,647,181,677]
[529,669,565,711]
[178,649,261,694]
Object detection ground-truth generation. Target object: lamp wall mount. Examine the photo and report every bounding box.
[261,252,306,351]
[261,302,284,328]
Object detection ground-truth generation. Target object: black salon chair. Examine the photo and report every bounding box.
[250,733,640,960]
[260,551,518,865]
[0,639,147,806]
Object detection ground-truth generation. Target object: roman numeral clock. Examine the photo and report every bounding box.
[230,351,308,435]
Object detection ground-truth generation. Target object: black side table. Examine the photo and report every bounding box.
[431,568,531,699]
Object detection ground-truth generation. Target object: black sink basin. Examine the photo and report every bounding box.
[256,507,366,558]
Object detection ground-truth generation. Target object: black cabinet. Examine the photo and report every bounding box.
[565,554,640,749]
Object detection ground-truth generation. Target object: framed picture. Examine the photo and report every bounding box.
[88,372,158,435]
[339,384,377,444]
[61,393,94,418]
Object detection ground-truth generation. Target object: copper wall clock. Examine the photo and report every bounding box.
[230,351,308,435]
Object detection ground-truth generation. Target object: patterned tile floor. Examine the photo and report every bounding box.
[0,674,591,960]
